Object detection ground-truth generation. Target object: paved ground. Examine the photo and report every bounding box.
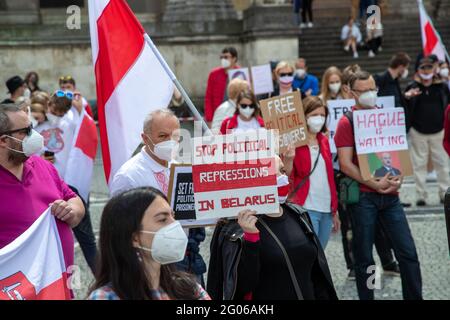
[71,136,450,300]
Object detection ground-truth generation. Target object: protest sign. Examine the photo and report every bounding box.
[191,129,279,220]
[228,67,250,82]
[250,64,274,95]
[260,91,307,153]
[167,164,218,227]
[327,96,395,153]
[353,108,412,180]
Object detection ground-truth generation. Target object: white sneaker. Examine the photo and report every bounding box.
[353,51,359,59]
[300,23,306,28]
[307,22,313,28]
[344,45,350,52]
[378,46,383,52]
[426,170,437,182]
[368,50,375,58]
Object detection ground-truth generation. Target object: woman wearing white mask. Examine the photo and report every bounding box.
[219,89,265,134]
[272,61,295,97]
[88,187,210,300]
[283,96,340,249]
[438,61,450,89]
[207,156,338,300]
[319,66,344,102]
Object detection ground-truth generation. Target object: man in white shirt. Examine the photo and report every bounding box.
[110,109,180,197]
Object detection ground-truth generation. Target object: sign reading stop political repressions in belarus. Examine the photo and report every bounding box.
[192,129,278,220]
[353,108,413,180]
[260,91,307,153]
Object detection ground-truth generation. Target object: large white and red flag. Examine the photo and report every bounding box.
[88,0,174,185]
[64,109,98,202]
[0,208,71,300]
[418,0,449,62]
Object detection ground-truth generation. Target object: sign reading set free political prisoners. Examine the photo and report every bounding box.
[191,129,279,220]
[353,108,413,181]
[259,91,308,153]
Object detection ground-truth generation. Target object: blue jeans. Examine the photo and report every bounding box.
[308,210,333,249]
[348,192,422,300]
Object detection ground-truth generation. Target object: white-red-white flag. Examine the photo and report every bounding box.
[0,208,71,300]
[64,109,98,202]
[88,0,174,185]
[418,0,448,62]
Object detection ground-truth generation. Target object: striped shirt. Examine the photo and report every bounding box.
[88,283,211,300]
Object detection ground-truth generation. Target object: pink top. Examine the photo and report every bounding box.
[0,156,77,269]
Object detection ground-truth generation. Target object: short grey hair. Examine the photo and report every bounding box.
[143,108,179,134]
[0,104,21,134]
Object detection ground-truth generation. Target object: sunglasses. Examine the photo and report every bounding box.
[1,124,32,137]
[59,75,73,81]
[54,90,74,99]
[240,104,257,109]
[279,73,293,77]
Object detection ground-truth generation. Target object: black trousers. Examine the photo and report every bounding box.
[69,186,98,275]
[302,0,313,23]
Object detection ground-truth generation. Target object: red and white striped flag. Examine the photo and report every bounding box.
[418,0,449,62]
[64,109,98,202]
[88,0,174,185]
[0,208,71,300]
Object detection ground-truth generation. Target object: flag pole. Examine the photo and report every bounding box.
[417,0,450,63]
[144,34,213,136]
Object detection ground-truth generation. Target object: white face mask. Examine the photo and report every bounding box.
[147,135,179,162]
[239,106,255,119]
[46,112,62,126]
[401,69,409,79]
[279,76,294,86]
[440,68,449,78]
[307,115,326,133]
[277,174,290,205]
[295,69,306,79]
[5,129,44,157]
[329,82,341,94]
[419,73,434,80]
[221,58,231,69]
[137,221,188,265]
[23,88,31,99]
[357,90,378,108]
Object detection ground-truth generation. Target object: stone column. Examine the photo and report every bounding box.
[163,0,238,22]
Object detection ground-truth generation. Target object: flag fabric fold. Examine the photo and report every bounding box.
[0,208,71,300]
[88,0,174,186]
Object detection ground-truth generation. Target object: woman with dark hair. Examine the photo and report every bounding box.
[283,96,340,249]
[219,89,264,134]
[87,187,210,300]
[25,71,41,93]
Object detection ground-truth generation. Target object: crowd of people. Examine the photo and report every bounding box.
[1,33,450,301]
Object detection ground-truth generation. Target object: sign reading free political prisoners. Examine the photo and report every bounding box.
[191,129,279,220]
[353,108,413,180]
[260,91,307,153]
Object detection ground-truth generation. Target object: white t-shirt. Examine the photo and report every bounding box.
[35,107,79,178]
[303,145,332,213]
[234,116,261,133]
[211,100,236,134]
[110,148,172,197]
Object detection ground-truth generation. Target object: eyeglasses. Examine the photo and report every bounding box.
[240,104,257,109]
[54,90,74,99]
[419,65,433,70]
[220,55,231,60]
[0,124,32,136]
[59,75,73,81]
[352,88,379,94]
[279,73,293,77]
